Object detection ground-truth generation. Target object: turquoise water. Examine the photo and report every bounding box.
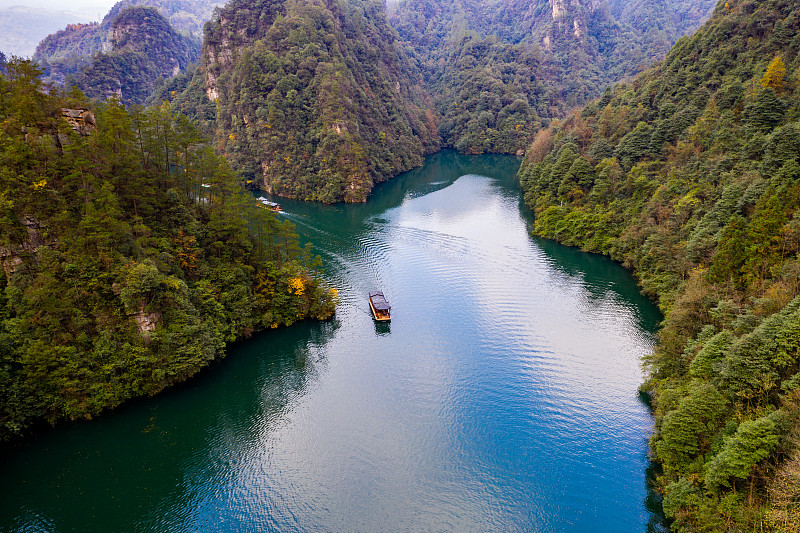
[0,151,665,532]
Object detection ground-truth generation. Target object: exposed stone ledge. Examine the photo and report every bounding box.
[61,108,97,135]
[0,216,56,277]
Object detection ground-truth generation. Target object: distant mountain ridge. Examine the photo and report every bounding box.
[33,0,222,86]
[75,6,200,104]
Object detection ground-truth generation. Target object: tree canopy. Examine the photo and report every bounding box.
[0,59,336,440]
[518,0,800,529]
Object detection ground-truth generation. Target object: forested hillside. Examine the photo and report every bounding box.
[422,34,549,155]
[518,0,800,529]
[75,7,200,105]
[200,0,439,203]
[0,59,336,441]
[86,0,718,202]
[389,0,717,155]
[33,0,220,87]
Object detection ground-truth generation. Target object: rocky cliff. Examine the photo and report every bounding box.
[201,0,438,203]
[33,0,220,88]
[76,7,199,104]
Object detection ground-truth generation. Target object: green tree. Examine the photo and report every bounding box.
[707,215,749,287]
[654,381,728,473]
[705,416,780,492]
[615,122,652,168]
[744,88,784,134]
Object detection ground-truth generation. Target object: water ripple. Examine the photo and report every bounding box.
[0,154,664,533]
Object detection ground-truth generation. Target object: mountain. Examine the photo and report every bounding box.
[175,0,716,203]
[0,6,92,59]
[75,7,200,104]
[33,0,221,86]
[518,0,800,528]
[389,0,717,154]
[0,58,336,441]
[199,0,439,203]
[134,0,720,202]
[105,0,223,37]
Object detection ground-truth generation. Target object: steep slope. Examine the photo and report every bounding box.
[104,0,223,37]
[390,0,717,154]
[76,7,199,104]
[0,58,336,441]
[518,0,800,529]
[33,0,221,86]
[202,0,438,203]
[432,34,548,155]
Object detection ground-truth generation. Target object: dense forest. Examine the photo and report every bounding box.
[388,0,717,155]
[0,59,336,441]
[75,7,200,105]
[197,0,439,203]
[427,34,548,155]
[518,0,800,529]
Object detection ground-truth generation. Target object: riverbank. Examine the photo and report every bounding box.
[0,151,668,531]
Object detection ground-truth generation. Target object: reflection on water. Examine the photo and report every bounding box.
[373,320,391,337]
[0,150,666,532]
[0,321,339,532]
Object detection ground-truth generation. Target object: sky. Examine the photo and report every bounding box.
[0,0,119,56]
[0,0,117,19]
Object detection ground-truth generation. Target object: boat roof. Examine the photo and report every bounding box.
[258,197,280,207]
[369,291,391,311]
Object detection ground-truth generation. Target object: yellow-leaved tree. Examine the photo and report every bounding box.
[761,55,787,94]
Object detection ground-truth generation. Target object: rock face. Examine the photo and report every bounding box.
[0,217,55,278]
[60,108,96,135]
[546,0,590,40]
[130,304,160,336]
[550,0,577,19]
[76,7,200,104]
[201,0,438,203]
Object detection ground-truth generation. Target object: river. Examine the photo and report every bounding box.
[0,151,666,532]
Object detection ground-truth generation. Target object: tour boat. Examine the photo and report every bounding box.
[369,291,391,321]
[257,196,281,212]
